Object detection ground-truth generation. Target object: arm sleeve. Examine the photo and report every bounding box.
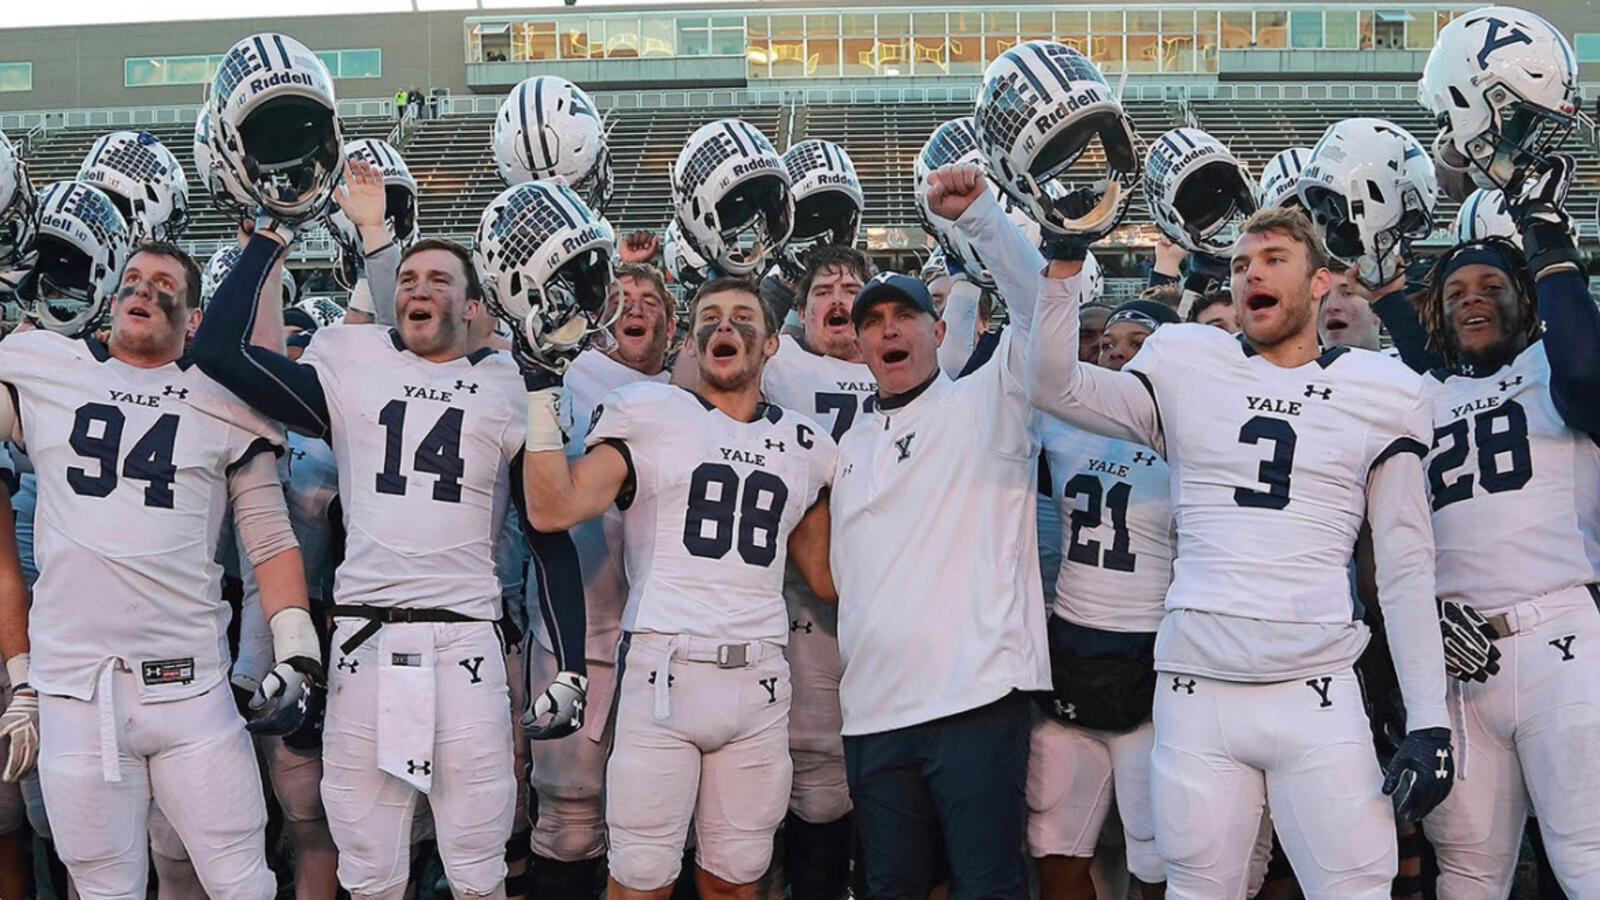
[1028,274,1166,453]
[936,279,982,379]
[1370,291,1441,374]
[366,242,401,329]
[190,234,333,437]
[227,451,300,568]
[1367,448,1450,732]
[952,190,1044,384]
[509,452,587,676]
[1535,268,1600,434]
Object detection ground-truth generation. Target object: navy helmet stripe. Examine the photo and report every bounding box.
[533,77,555,169]
[253,36,273,72]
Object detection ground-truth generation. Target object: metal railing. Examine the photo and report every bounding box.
[1,98,396,137]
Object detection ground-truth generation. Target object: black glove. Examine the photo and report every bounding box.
[1382,726,1455,825]
[1184,253,1231,294]
[1040,235,1089,262]
[1439,599,1501,683]
[1509,153,1581,275]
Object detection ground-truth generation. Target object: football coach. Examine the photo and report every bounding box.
[827,164,1053,898]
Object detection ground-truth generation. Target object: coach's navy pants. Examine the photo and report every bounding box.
[843,691,1031,900]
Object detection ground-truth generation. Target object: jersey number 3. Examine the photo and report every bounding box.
[1234,415,1297,510]
[68,403,180,509]
[683,462,790,567]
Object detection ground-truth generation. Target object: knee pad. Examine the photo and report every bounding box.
[528,853,604,900]
[785,811,853,900]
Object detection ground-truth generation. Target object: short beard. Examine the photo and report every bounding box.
[610,324,667,372]
[406,315,462,358]
[1243,293,1315,350]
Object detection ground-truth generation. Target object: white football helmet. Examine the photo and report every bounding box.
[911,117,1008,290]
[1420,6,1587,190]
[1450,188,1520,247]
[1145,128,1259,256]
[1081,250,1104,305]
[778,139,864,279]
[1259,147,1313,209]
[0,129,37,268]
[76,130,191,243]
[22,181,130,336]
[200,242,296,309]
[672,119,794,277]
[1298,118,1439,289]
[208,33,344,222]
[193,108,252,215]
[325,138,419,288]
[473,180,616,374]
[493,76,613,215]
[976,41,1140,241]
[296,295,344,328]
[663,218,709,292]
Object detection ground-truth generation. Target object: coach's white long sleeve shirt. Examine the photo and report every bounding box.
[830,193,1051,736]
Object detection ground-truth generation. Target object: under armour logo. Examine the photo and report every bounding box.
[895,433,916,462]
[790,619,813,634]
[162,385,188,399]
[289,448,307,461]
[764,438,785,452]
[1054,699,1077,720]
[1171,676,1196,694]
[1305,676,1334,708]
[406,759,431,775]
[1132,451,1157,467]
[454,380,478,394]
[1498,375,1523,392]
[1304,384,1332,400]
[759,676,778,703]
[647,671,675,687]
[459,656,485,684]
[1435,748,1450,779]
[335,657,359,674]
[1550,634,1577,661]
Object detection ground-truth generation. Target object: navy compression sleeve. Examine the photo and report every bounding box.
[509,452,588,677]
[1536,267,1600,434]
[1370,290,1441,374]
[191,234,332,436]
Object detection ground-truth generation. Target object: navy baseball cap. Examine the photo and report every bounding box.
[851,272,938,326]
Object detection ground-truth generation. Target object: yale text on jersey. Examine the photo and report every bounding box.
[1246,395,1302,416]
[1086,458,1129,478]
[1450,395,1500,420]
[107,388,164,408]
[719,446,769,467]
[403,384,457,403]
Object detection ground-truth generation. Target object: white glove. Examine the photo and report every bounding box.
[523,670,587,741]
[525,385,566,454]
[1,653,40,783]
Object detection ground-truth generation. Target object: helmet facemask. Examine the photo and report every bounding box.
[706,172,792,275]
[1014,109,1139,238]
[25,234,106,337]
[236,96,342,217]
[1446,80,1579,192]
[1302,184,1425,290]
[779,190,861,281]
[1172,160,1258,254]
[385,183,418,245]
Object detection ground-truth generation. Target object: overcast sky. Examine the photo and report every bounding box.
[1,0,686,29]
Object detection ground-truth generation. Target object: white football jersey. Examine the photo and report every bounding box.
[761,336,877,643]
[1124,325,1432,624]
[1424,341,1600,614]
[529,348,669,662]
[584,382,836,642]
[762,335,878,443]
[1039,415,1173,633]
[284,431,340,604]
[0,330,283,702]
[301,325,525,620]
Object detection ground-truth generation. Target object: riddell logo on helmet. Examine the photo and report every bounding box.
[249,71,315,94]
[732,159,776,177]
[814,172,855,187]
[560,224,606,254]
[1033,88,1105,135]
[40,213,89,243]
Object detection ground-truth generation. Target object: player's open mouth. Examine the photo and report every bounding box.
[882,348,909,364]
[1462,314,1491,329]
[1324,316,1347,333]
[407,308,433,322]
[710,340,740,359]
[824,308,851,328]
[621,323,647,339]
[1245,292,1278,312]
[126,307,152,320]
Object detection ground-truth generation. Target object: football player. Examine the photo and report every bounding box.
[1027,206,1452,898]
[1031,297,1179,900]
[192,220,587,898]
[0,218,316,898]
[521,276,836,900]
[0,443,29,900]
[520,261,676,898]
[1414,155,1600,896]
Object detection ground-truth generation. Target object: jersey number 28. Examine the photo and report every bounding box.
[683,462,790,567]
